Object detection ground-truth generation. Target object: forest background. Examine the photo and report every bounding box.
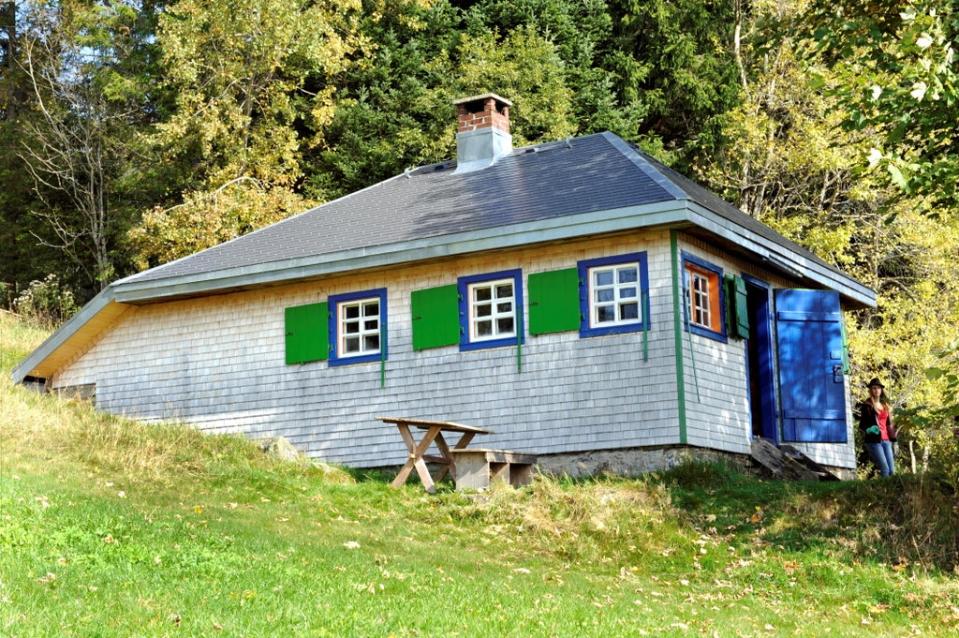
[1,0,957,476]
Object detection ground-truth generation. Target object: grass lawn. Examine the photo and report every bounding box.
[1,311,957,637]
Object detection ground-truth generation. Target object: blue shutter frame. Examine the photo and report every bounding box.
[775,289,848,443]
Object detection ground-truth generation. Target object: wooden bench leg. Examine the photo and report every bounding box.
[433,432,456,483]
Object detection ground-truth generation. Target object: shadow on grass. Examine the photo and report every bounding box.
[656,460,959,572]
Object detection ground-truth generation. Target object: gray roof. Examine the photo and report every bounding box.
[14,131,877,385]
[123,132,844,285]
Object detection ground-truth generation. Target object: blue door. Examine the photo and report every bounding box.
[774,290,847,442]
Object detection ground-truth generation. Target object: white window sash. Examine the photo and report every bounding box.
[588,263,642,328]
[338,298,381,357]
[468,278,516,342]
[689,271,712,329]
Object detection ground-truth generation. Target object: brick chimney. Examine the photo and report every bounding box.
[453,93,513,174]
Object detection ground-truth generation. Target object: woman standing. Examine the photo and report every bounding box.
[859,378,897,476]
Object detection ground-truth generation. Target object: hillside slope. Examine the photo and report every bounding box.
[1,312,957,637]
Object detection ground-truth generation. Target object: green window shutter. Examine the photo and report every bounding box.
[528,268,580,335]
[411,284,459,351]
[724,275,737,336]
[285,302,329,364]
[734,275,750,339]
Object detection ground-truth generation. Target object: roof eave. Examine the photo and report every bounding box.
[11,286,117,384]
[111,200,687,303]
[684,201,876,308]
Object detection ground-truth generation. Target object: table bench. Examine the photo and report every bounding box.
[450,448,536,490]
[378,416,492,493]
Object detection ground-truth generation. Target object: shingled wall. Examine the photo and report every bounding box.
[49,229,855,470]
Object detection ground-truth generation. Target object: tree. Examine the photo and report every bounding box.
[153,0,364,191]
[15,0,162,292]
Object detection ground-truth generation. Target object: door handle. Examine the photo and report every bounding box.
[832,364,844,383]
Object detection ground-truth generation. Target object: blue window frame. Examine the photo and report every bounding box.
[578,252,651,338]
[681,251,726,343]
[328,288,388,366]
[457,269,525,351]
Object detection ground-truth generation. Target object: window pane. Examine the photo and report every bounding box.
[694,275,708,294]
[495,283,512,298]
[345,321,359,334]
[364,335,379,351]
[594,270,613,286]
[620,286,637,299]
[596,288,614,302]
[345,305,360,319]
[497,302,512,313]
[618,268,638,283]
[364,319,377,330]
[364,302,378,317]
[476,320,492,336]
[597,306,615,322]
[474,287,491,302]
[476,303,492,317]
[620,302,639,320]
[497,317,514,334]
[344,336,360,353]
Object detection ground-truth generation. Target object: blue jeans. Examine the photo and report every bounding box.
[866,440,895,477]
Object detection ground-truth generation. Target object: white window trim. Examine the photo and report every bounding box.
[689,270,713,330]
[588,263,643,329]
[467,278,517,342]
[337,297,381,358]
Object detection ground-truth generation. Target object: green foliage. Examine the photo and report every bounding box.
[154,0,364,190]
[804,0,959,208]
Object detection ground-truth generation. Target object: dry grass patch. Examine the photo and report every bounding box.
[431,476,687,561]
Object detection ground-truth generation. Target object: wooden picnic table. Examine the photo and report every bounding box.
[378,416,493,493]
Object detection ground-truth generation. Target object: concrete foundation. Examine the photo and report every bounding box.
[536,445,753,478]
[536,444,855,480]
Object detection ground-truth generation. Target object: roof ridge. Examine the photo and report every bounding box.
[599,132,687,201]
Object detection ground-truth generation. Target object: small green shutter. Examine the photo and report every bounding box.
[724,275,737,336]
[411,284,459,351]
[285,302,329,364]
[734,275,750,339]
[724,275,751,340]
[528,268,580,335]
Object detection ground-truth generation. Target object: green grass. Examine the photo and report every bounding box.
[1,312,958,637]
